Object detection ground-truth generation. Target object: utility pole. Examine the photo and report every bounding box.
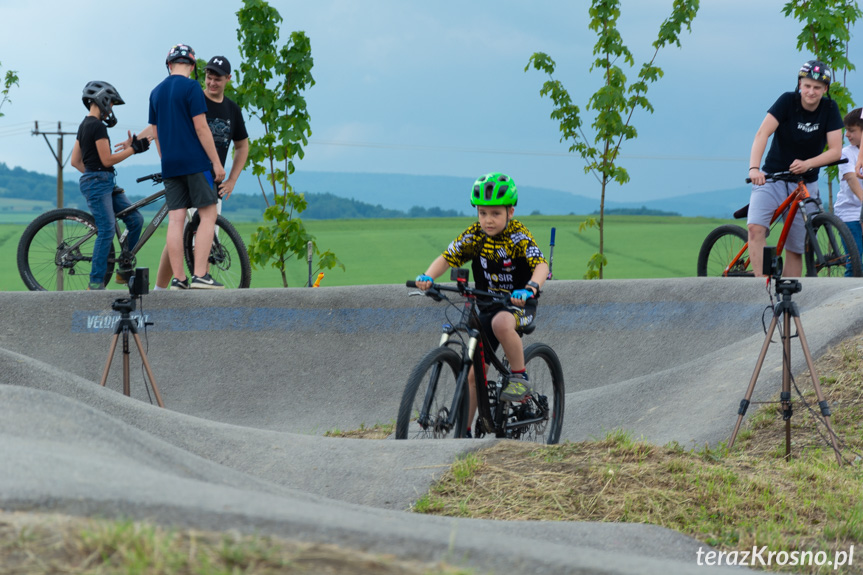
[32,121,75,291]
[32,121,75,209]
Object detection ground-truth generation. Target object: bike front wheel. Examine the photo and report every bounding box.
[696,224,750,277]
[507,343,565,444]
[805,212,863,277]
[396,346,467,440]
[17,208,115,291]
[183,213,252,288]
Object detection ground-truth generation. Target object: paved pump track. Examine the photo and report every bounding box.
[3,278,863,574]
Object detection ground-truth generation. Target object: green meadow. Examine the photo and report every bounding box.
[0,214,739,291]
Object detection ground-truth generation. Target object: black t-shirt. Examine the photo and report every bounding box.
[763,91,843,182]
[76,116,113,172]
[206,96,248,166]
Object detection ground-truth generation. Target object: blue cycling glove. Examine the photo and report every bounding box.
[416,274,433,283]
[511,289,534,301]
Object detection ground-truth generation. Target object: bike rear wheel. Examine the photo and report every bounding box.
[506,343,565,444]
[805,212,863,277]
[183,213,252,288]
[17,208,115,291]
[696,224,750,277]
[396,346,467,440]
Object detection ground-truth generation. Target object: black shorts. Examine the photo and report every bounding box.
[476,300,537,359]
[164,172,218,211]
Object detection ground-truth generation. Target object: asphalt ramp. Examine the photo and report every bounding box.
[2,278,862,574]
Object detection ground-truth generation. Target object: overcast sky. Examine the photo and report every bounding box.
[0,0,858,202]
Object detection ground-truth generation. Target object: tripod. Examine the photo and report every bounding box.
[98,297,164,408]
[728,279,840,464]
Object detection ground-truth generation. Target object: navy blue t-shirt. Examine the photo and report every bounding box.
[763,91,843,182]
[148,75,211,178]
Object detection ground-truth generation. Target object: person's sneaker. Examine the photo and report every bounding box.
[190,273,224,289]
[170,277,190,290]
[500,372,532,402]
[115,269,132,285]
[87,282,106,291]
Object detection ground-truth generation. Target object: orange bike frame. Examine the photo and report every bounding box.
[724,180,811,276]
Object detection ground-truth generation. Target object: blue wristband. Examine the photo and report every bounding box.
[416,274,433,283]
[512,289,533,301]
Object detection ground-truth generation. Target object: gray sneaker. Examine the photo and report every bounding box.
[500,372,532,402]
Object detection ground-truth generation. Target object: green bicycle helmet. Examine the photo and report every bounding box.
[471,173,518,206]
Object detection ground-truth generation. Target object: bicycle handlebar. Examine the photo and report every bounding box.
[745,158,848,184]
[406,280,512,304]
[136,173,163,184]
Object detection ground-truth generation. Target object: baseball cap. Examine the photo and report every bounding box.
[205,56,231,76]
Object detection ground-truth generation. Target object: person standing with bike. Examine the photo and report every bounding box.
[152,55,249,290]
[835,108,863,276]
[415,173,548,437]
[747,59,843,277]
[70,81,150,290]
[148,43,226,290]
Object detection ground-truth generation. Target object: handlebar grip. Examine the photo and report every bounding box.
[550,227,556,245]
[745,178,752,184]
[136,172,162,183]
[406,280,417,288]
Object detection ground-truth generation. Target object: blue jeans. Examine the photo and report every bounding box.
[79,171,143,284]
[840,219,863,277]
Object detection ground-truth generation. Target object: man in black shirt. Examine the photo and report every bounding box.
[747,60,843,277]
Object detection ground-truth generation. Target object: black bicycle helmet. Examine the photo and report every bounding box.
[81,81,124,128]
[165,43,196,68]
[798,59,832,87]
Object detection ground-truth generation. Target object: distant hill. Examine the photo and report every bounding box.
[1,162,752,219]
[119,165,754,218]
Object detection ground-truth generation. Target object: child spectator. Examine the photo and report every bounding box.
[835,108,863,276]
[70,81,149,290]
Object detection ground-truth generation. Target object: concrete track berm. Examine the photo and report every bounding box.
[3,277,862,574]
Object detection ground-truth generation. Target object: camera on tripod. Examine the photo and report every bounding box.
[127,267,149,297]
[763,246,783,279]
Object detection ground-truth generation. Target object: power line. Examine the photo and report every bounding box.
[306,138,745,163]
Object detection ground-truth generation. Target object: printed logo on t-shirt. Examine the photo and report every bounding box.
[797,122,820,133]
[208,118,232,149]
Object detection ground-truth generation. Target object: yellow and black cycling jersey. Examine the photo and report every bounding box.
[442,219,546,294]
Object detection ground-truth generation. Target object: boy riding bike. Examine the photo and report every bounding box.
[415,173,549,437]
[747,59,843,277]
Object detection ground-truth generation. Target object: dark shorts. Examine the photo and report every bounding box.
[476,300,537,359]
[164,172,218,211]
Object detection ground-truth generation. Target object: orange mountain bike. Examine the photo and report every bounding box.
[697,167,862,278]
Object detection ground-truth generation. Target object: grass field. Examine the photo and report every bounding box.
[0,214,740,291]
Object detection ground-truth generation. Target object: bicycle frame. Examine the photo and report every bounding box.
[723,179,822,276]
[416,282,544,438]
[54,182,169,271]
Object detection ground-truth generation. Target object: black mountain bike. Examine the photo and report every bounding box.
[396,271,565,444]
[17,173,252,291]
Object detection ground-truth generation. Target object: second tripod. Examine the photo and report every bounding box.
[728,278,841,464]
[98,296,164,408]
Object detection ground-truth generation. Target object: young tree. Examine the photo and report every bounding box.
[233,0,343,287]
[0,60,19,118]
[782,0,862,208]
[526,0,698,278]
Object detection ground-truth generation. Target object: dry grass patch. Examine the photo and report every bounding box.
[0,511,473,575]
[324,421,394,439]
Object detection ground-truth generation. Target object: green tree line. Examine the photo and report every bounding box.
[0,163,463,220]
